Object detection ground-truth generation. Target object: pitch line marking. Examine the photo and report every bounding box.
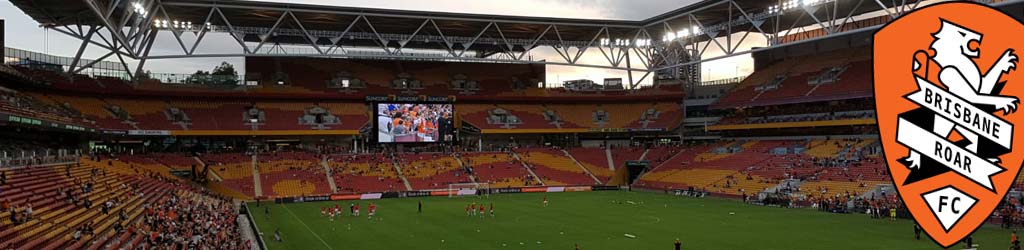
[283,205,336,250]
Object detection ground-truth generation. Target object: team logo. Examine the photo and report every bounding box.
[874,2,1024,247]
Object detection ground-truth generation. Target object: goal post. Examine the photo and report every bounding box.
[447,182,489,198]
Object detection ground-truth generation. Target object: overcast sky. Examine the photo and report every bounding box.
[1,0,759,85]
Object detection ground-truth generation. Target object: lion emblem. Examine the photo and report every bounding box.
[904,20,1019,169]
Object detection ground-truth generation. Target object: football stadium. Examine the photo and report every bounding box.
[1,0,1024,249]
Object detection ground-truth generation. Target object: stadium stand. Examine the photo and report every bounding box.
[566,147,614,183]
[0,157,241,249]
[200,153,256,199]
[396,153,472,190]
[608,146,645,170]
[460,152,538,188]
[515,147,598,186]
[712,47,872,109]
[327,154,406,193]
[257,152,331,198]
[635,138,884,198]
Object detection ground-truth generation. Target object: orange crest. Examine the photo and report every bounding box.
[875,2,1024,247]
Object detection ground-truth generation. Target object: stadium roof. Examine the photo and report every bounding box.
[12,0,1003,85]
[12,0,919,42]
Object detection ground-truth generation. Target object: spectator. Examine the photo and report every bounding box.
[72,226,82,241]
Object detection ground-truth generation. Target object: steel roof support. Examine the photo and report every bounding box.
[83,0,137,57]
[68,26,100,74]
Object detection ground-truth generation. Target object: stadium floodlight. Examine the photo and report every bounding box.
[131,2,147,16]
[635,39,650,47]
[676,29,690,38]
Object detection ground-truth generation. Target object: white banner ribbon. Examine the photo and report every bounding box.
[905,76,1013,149]
[897,117,1003,190]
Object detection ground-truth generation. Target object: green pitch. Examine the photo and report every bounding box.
[249,191,1013,250]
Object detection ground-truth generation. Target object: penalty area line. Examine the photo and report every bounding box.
[283,205,336,250]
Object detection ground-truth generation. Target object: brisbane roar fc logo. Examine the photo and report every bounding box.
[875,2,1024,247]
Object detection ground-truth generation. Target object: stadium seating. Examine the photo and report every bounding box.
[712,47,873,109]
[397,153,472,190]
[38,94,131,130]
[609,146,644,169]
[566,148,614,183]
[0,155,241,249]
[328,154,407,193]
[459,103,683,131]
[515,148,597,186]
[201,153,256,198]
[258,152,331,197]
[144,153,197,170]
[635,139,884,197]
[460,152,537,188]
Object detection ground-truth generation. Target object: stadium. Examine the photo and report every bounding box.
[1,0,1023,249]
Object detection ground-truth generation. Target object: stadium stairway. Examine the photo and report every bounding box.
[511,152,546,186]
[453,155,480,184]
[605,148,615,170]
[192,156,222,181]
[562,149,607,184]
[252,154,263,197]
[321,155,339,193]
[203,153,257,199]
[515,148,597,186]
[391,159,414,191]
[460,152,536,188]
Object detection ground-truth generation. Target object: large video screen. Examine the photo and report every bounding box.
[376,103,454,143]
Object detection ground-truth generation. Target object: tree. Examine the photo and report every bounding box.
[211,61,239,85]
[137,70,153,81]
[186,70,210,85]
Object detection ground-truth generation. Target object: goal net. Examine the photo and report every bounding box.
[447,183,489,198]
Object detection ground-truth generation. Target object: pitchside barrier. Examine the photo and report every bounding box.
[272,185,618,204]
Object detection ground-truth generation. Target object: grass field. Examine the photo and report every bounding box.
[249,191,1013,250]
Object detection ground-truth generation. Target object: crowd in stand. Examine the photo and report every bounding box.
[133,184,244,249]
[998,196,1024,230]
